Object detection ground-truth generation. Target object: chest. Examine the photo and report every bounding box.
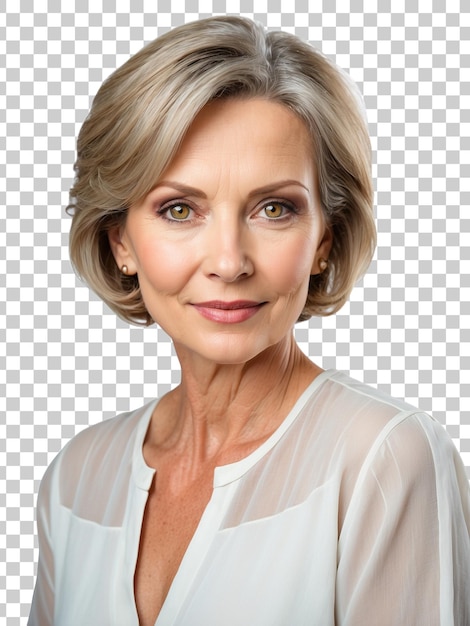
[53,467,341,626]
[134,481,339,626]
[133,474,214,626]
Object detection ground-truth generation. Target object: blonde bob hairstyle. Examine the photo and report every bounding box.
[68,15,376,325]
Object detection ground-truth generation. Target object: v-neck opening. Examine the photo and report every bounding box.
[129,369,335,625]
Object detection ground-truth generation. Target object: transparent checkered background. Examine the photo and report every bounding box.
[1,0,469,622]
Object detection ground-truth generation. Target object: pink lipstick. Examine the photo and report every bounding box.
[191,300,265,323]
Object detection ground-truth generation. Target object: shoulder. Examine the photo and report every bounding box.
[314,371,468,522]
[56,399,155,470]
[322,369,416,416]
[312,370,432,466]
[320,370,446,454]
[293,369,455,476]
[37,399,157,517]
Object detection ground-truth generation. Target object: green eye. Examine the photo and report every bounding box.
[264,203,285,218]
[168,204,191,220]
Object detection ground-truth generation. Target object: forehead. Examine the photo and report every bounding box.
[160,98,316,185]
[185,98,310,147]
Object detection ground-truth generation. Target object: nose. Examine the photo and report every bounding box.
[202,214,254,282]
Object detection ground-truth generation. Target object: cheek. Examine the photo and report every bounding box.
[265,235,315,296]
[133,237,194,295]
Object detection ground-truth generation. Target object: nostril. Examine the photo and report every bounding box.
[203,247,254,282]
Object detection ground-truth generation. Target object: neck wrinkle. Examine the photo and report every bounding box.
[162,334,321,465]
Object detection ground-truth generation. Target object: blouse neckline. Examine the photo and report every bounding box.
[132,369,336,490]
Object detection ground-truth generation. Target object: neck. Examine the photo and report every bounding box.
[148,333,322,467]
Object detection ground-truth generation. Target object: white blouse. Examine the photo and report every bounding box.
[28,370,470,625]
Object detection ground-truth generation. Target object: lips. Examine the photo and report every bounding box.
[194,300,262,309]
[191,300,265,323]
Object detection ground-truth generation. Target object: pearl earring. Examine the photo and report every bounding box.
[318,258,328,272]
[121,265,128,275]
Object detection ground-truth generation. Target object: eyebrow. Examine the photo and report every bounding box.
[155,179,310,198]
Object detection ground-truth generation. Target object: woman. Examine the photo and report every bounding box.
[29,16,470,626]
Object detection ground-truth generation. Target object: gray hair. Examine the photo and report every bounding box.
[68,15,375,325]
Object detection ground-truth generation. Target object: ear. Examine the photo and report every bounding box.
[311,225,333,274]
[108,225,137,275]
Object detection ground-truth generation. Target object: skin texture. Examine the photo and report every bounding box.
[108,98,332,625]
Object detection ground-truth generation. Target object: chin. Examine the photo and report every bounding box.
[175,329,291,367]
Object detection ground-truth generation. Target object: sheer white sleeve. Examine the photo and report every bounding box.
[336,412,470,625]
[28,462,56,626]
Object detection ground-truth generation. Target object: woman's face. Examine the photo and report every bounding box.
[109,98,331,364]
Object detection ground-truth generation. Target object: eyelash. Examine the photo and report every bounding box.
[155,199,299,223]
